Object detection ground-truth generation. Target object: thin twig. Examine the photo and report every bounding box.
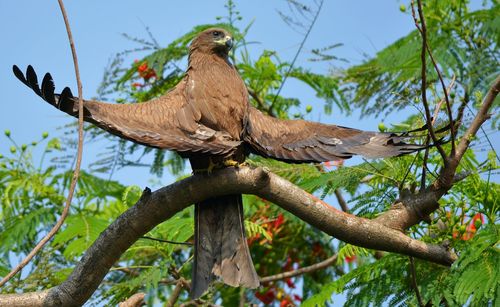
[409,257,424,307]
[454,75,500,162]
[422,76,456,189]
[411,0,448,162]
[271,0,323,106]
[248,88,276,117]
[0,0,84,288]
[334,189,349,212]
[465,105,500,163]
[432,75,456,123]
[166,281,184,307]
[141,236,193,246]
[417,0,456,154]
[260,253,338,283]
[420,136,431,189]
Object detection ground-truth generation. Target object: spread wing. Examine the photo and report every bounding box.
[245,107,426,162]
[13,65,240,155]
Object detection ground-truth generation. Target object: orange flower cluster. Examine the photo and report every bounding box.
[247,205,285,246]
[131,60,157,89]
[456,213,484,240]
[137,61,157,80]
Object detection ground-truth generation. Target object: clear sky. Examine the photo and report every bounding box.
[0,0,439,305]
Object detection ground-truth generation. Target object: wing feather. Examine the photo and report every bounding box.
[13,65,240,155]
[245,107,427,163]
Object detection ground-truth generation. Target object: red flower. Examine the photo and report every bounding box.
[136,61,157,81]
[285,277,295,289]
[293,294,302,302]
[345,254,357,263]
[463,213,484,240]
[274,213,285,229]
[255,289,275,304]
[131,82,144,89]
[280,299,293,307]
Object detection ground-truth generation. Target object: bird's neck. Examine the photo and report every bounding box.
[188,50,232,70]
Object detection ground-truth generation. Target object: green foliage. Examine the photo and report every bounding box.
[52,215,109,260]
[341,1,499,117]
[245,220,272,241]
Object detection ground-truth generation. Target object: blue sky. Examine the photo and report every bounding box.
[0,0,441,304]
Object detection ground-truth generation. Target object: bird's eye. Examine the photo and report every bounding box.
[212,31,221,37]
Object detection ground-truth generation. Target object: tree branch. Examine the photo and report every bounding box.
[118,293,145,307]
[0,0,85,288]
[411,0,448,161]
[260,253,338,283]
[0,166,459,306]
[375,75,499,231]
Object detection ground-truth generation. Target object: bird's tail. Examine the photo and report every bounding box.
[191,194,259,299]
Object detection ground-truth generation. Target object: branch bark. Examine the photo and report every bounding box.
[0,165,459,306]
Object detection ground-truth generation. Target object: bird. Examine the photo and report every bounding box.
[13,27,430,298]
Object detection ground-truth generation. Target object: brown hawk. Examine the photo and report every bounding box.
[14,28,427,298]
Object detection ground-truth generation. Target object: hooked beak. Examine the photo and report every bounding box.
[215,35,234,50]
[224,36,233,50]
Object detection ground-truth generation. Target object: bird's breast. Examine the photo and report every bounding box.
[188,64,249,140]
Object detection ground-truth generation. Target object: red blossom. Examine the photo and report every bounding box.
[136,61,157,81]
[293,294,302,302]
[255,289,275,304]
[285,277,295,289]
[131,82,144,89]
[463,213,484,240]
[274,213,285,229]
[345,254,357,263]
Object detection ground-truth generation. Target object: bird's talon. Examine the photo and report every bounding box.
[223,159,240,167]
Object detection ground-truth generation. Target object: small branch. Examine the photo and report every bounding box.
[272,0,323,105]
[119,293,145,307]
[141,236,193,246]
[248,88,276,117]
[166,281,184,307]
[409,257,424,307]
[431,75,456,124]
[411,0,448,162]
[260,253,338,283]
[334,189,349,212]
[0,0,85,288]
[454,74,500,162]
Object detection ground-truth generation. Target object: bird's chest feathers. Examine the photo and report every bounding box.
[187,58,248,139]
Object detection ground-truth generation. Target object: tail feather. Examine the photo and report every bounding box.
[191,195,259,299]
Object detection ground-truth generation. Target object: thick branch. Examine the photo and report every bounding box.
[375,75,499,230]
[0,167,456,305]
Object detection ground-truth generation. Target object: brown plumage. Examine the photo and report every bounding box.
[13,27,429,298]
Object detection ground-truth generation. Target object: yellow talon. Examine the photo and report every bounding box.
[223,159,240,167]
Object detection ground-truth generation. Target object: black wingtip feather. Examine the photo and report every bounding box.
[41,73,56,104]
[12,65,29,86]
[26,65,42,96]
[59,87,73,105]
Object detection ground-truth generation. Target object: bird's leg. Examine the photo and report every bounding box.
[193,157,219,174]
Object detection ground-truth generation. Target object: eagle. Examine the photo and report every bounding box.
[14,28,427,298]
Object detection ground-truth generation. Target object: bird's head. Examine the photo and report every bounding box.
[190,28,234,56]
